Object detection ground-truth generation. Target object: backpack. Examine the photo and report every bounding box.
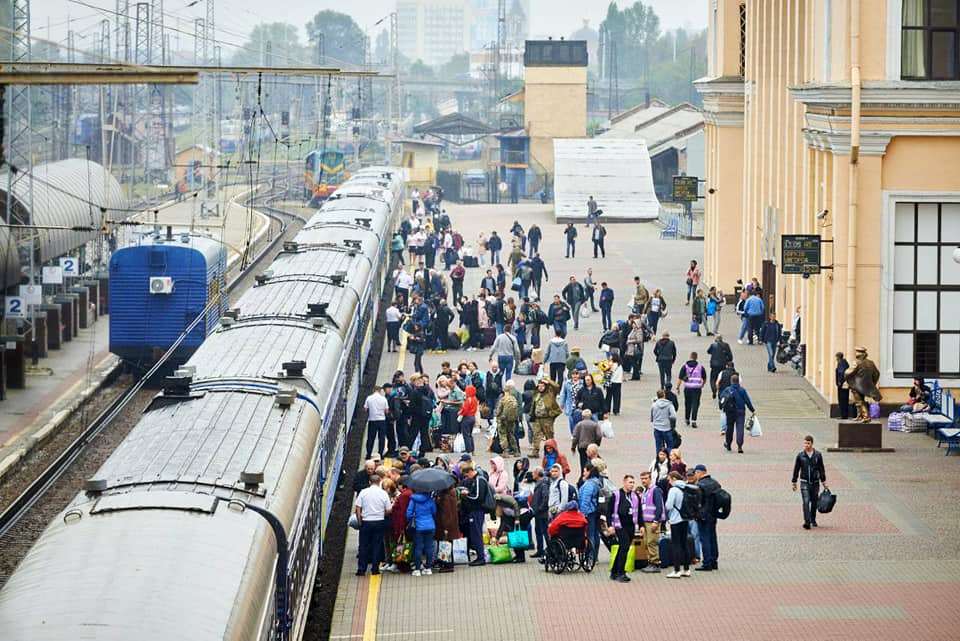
[713,488,732,519]
[719,387,738,414]
[679,485,702,521]
[480,478,497,513]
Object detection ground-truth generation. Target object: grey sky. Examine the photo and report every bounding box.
[32,0,706,57]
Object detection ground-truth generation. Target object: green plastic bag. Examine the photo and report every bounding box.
[608,543,636,573]
[488,545,513,564]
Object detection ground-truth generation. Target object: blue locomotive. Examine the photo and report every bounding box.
[108,229,228,373]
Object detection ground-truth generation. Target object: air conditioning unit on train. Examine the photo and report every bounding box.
[149,276,174,294]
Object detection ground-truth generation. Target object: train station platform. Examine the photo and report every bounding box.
[331,203,960,641]
[0,318,116,480]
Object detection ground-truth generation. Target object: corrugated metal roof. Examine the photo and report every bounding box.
[632,104,705,157]
[0,226,21,290]
[0,159,126,264]
[553,138,660,221]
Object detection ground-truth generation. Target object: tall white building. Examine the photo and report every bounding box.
[396,0,472,68]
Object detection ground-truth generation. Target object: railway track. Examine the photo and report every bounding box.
[0,185,308,587]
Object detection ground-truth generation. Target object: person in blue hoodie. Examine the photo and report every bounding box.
[740,292,765,345]
[406,491,438,576]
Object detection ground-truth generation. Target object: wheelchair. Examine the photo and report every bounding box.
[543,525,596,575]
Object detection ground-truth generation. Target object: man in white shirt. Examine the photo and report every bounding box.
[364,386,390,459]
[355,474,392,576]
[395,268,414,307]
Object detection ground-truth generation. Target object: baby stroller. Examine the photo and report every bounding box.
[544,506,596,574]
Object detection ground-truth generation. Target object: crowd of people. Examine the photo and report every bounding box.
[353,191,820,585]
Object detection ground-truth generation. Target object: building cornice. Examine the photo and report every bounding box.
[790,80,960,108]
[694,75,746,97]
[800,110,960,156]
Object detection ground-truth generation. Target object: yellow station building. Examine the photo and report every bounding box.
[697,0,960,408]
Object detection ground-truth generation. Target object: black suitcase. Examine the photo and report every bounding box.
[659,534,697,569]
[482,327,496,347]
[446,332,462,350]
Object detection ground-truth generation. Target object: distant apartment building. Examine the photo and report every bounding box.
[467,0,531,50]
[396,0,471,67]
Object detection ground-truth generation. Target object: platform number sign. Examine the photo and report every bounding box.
[60,256,79,276]
[5,296,25,318]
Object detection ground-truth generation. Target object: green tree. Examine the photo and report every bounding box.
[439,53,470,79]
[408,59,435,79]
[231,22,306,66]
[305,10,366,66]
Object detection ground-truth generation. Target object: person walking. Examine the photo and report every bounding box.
[677,352,706,428]
[791,435,828,530]
[685,260,702,305]
[653,331,678,390]
[530,253,548,300]
[529,378,561,456]
[355,473,392,576]
[544,330,570,383]
[651,389,678,455]
[559,369,583,434]
[406,490,438,576]
[363,385,391,459]
[576,373,606,422]
[761,312,783,373]
[547,294,571,338]
[458,384,479,454]
[646,289,667,333]
[626,316,651,380]
[638,470,665,573]
[584,268,599,312]
[608,474,639,583]
[720,374,755,453]
[450,260,466,303]
[835,352,851,419]
[707,335,733,399]
[586,195,598,224]
[663,472,691,578]
[563,223,578,258]
[693,464,722,571]
[489,325,521,381]
[599,282,615,332]
[571,409,603,472]
[528,223,542,255]
[487,230,503,266]
[591,222,607,258]
[633,277,650,314]
[562,276,587,330]
[691,289,707,336]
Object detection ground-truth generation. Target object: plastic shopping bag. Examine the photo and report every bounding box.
[749,414,763,437]
[608,543,636,573]
[453,433,466,453]
[437,540,453,563]
[600,419,615,439]
[452,537,469,564]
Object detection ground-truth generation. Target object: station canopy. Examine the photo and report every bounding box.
[411,113,496,146]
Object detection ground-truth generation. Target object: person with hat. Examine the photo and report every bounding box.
[397,447,416,474]
[530,378,562,457]
[565,346,588,375]
[693,464,722,571]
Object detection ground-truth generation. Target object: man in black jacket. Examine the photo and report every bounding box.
[563,223,577,258]
[488,231,503,265]
[693,464,722,571]
[653,331,677,390]
[528,224,542,255]
[530,467,550,558]
[791,435,828,529]
[529,253,548,300]
[707,335,733,398]
[433,299,455,352]
[458,462,492,565]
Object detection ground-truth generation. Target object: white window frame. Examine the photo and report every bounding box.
[887,0,903,81]
[880,189,960,388]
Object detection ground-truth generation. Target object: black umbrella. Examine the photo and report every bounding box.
[407,467,456,493]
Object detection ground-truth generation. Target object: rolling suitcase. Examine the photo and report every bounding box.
[659,534,697,569]
[482,327,496,347]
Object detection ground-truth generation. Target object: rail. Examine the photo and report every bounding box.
[0,181,299,538]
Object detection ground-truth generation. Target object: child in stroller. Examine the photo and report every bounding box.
[543,502,596,574]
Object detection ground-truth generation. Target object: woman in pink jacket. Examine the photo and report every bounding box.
[488,455,509,495]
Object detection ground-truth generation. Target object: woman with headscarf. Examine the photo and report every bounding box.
[488,455,510,495]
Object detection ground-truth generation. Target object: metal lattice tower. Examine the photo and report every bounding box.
[494,0,506,103]
[5,0,35,284]
[203,0,216,168]
[144,0,167,178]
[134,3,151,182]
[388,12,400,147]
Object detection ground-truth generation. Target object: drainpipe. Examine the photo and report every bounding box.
[846,0,861,356]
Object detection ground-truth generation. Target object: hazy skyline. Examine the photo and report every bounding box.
[32,0,707,60]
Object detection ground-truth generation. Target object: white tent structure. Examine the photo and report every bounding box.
[553,138,661,222]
